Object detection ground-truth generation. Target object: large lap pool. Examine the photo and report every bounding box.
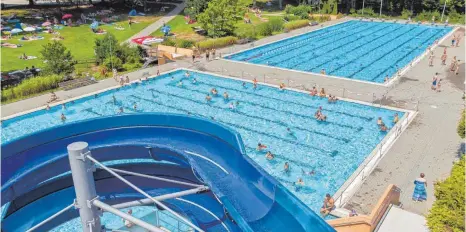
[225,20,452,83]
[2,69,404,212]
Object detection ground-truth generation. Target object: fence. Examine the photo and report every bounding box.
[153,209,194,232]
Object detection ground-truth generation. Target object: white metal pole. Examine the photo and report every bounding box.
[112,186,209,209]
[362,0,365,16]
[67,142,101,232]
[26,203,75,232]
[440,0,447,22]
[93,200,163,232]
[379,0,383,17]
[87,155,205,232]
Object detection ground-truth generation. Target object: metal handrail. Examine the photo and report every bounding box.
[26,203,75,232]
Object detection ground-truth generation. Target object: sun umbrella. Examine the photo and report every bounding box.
[62,14,73,19]
[42,22,52,27]
[90,21,99,29]
[128,9,137,16]
[23,27,36,32]
[11,28,23,34]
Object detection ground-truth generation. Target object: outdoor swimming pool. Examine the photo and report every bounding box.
[226,20,452,83]
[2,69,404,213]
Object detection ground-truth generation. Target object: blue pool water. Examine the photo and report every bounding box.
[2,70,403,213]
[226,20,451,83]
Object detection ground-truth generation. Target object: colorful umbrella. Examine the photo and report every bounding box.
[62,14,73,19]
[23,27,36,32]
[11,28,23,34]
[42,22,52,26]
[90,21,99,29]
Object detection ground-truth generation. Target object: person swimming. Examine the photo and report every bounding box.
[284,162,290,172]
[319,88,326,97]
[113,95,117,104]
[185,71,190,78]
[310,86,318,96]
[242,82,246,88]
[94,94,98,99]
[265,151,274,160]
[302,168,315,176]
[320,69,326,75]
[211,88,218,96]
[60,113,66,122]
[380,123,388,132]
[62,103,66,110]
[393,113,399,123]
[287,128,295,137]
[223,92,229,100]
[253,78,258,85]
[205,94,212,102]
[192,78,197,84]
[46,104,51,111]
[229,102,235,110]
[177,80,183,87]
[257,143,267,151]
[253,82,257,89]
[377,117,383,126]
[119,107,124,114]
[133,103,137,110]
[296,178,305,186]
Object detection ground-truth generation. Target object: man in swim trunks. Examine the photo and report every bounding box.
[265,151,274,160]
[310,87,318,96]
[192,78,197,84]
[441,53,447,65]
[279,83,285,90]
[284,162,290,172]
[257,143,267,151]
[61,113,66,122]
[205,94,212,102]
[380,123,388,132]
[377,117,383,126]
[393,113,399,123]
[223,92,229,100]
[177,80,183,87]
[320,194,335,216]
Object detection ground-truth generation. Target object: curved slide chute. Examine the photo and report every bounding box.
[1,114,334,232]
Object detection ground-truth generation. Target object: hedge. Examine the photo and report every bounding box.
[458,110,465,139]
[1,74,62,102]
[284,19,309,31]
[426,156,465,232]
[197,36,238,51]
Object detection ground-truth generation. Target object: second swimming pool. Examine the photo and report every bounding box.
[2,69,404,212]
[226,20,452,83]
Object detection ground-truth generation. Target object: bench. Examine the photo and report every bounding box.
[58,77,98,91]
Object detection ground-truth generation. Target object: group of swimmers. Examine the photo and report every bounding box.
[315,106,327,121]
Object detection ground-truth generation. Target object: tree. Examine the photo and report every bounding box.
[185,0,210,19]
[29,0,34,6]
[426,157,465,232]
[40,41,75,75]
[94,33,119,64]
[197,0,243,37]
[457,110,465,139]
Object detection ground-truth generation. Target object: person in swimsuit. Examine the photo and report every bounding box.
[428,51,434,67]
[46,104,51,111]
[320,69,326,75]
[377,117,383,126]
[441,53,447,65]
[124,209,134,228]
[177,80,183,87]
[284,162,290,172]
[310,87,318,96]
[279,83,286,90]
[185,71,190,78]
[320,194,335,216]
[431,73,438,90]
[60,113,66,122]
[133,103,137,110]
[451,35,456,47]
[192,78,197,84]
[223,92,229,100]
[113,95,117,104]
[242,82,247,88]
[257,143,267,151]
[119,107,124,114]
[296,178,305,186]
[450,56,457,71]
[380,123,388,132]
[393,113,399,123]
[302,168,315,176]
[319,88,326,97]
[265,151,274,160]
[205,94,212,102]
[211,88,218,96]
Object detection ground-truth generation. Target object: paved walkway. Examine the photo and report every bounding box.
[125,0,185,44]
[1,18,464,217]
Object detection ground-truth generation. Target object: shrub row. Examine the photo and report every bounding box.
[162,38,195,48]
[1,74,62,102]
[196,36,238,51]
[284,19,309,31]
[256,18,285,36]
[285,5,314,19]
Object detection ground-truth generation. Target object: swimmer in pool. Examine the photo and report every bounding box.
[192,78,197,84]
[133,103,137,110]
[257,143,267,151]
[205,94,212,102]
[223,92,229,100]
[320,194,335,216]
[60,113,66,122]
[320,69,326,75]
[95,94,98,98]
[377,117,383,126]
[46,104,51,111]
[229,102,235,110]
[171,75,175,81]
[287,128,295,136]
[242,82,246,88]
[62,103,66,110]
[113,95,117,104]
[211,88,218,96]
[302,168,315,176]
[253,78,258,85]
[279,83,285,90]
[284,162,290,172]
[253,82,257,89]
[296,178,305,186]
[380,123,388,132]
[265,151,274,160]
[384,75,389,82]
[393,113,399,123]
[236,101,240,107]
[177,80,183,87]
[185,71,190,78]
[119,107,124,114]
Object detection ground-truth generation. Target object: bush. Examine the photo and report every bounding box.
[234,24,257,39]
[284,14,301,22]
[318,15,331,22]
[426,157,465,232]
[448,9,466,24]
[196,36,238,51]
[336,13,345,19]
[176,39,195,48]
[1,74,62,102]
[103,57,123,70]
[458,110,465,139]
[162,38,177,47]
[256,23,273,36]
[401,9,413,19]
[123,62,142,72]
[268,18,285,32]
[284,19,309,31]
[285,5,313,19]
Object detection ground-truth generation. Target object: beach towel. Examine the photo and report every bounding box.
[412,178,427,201]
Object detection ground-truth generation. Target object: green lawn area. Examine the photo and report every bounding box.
[1,16,158,73]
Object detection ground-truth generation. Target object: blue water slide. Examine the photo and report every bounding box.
[1,114,335,232]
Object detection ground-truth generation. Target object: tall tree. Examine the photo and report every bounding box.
[197,0,243,37]
[185,0,210,19]
[40,41,76,75]
[29,0,35,6]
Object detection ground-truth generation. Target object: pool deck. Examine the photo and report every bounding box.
[1,19,464,217]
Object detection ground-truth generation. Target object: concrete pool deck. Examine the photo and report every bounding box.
[1,20,464,217]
